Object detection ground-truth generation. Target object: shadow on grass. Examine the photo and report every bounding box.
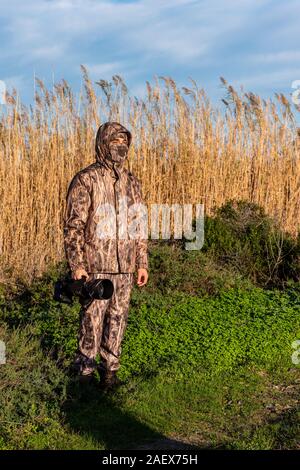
[264,405,300,449]
[62,376,202,451]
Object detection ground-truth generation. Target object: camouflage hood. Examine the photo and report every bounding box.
[95,121,132,177]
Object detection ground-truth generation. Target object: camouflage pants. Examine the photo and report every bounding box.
[73,273,134,376]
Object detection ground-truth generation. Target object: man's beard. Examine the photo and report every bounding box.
[108,144,128,164]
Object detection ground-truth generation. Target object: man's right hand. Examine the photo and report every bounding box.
[72,268,89,281]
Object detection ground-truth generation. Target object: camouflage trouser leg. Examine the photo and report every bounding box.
[73,273,134,375]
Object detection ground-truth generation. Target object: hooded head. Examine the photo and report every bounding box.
[95,121,132,176]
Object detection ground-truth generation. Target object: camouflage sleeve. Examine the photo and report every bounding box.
[132,175,149,271]
[63,173,91,273]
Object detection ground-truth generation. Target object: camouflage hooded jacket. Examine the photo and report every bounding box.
[63,122,148,274]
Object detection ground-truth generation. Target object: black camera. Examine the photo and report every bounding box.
[53,271,114,309]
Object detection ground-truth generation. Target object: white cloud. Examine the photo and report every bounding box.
[1,74,24,89]
[85,61,130,76]
[248,50,300,64]
[230,68,300,90]
[0,0,300,106]
[31,45,66,60]
[0,0,274,67]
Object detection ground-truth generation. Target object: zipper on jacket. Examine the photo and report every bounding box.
[114,178,121,273]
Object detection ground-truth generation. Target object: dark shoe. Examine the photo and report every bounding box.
[78,372,94,384]
[99,370,124,391]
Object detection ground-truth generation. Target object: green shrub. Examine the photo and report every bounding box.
[146,240,253,297]
[195,199,300,288]
[0,260,81,367]
[0,322,68,449]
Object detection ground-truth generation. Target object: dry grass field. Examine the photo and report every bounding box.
[0,65,299,284]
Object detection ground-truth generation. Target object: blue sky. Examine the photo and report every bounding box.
[0,0,300,119]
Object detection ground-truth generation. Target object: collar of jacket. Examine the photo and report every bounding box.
[97,160,125,180]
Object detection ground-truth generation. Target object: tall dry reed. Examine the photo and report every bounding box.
[0,66,299,285]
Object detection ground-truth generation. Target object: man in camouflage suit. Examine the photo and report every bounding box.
[63,121,148,389]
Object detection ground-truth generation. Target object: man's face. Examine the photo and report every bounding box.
[111,134,128,145]
[108,132,129,164]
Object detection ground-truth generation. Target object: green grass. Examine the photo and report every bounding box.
[0,200,300,449]
[19,363,300,450]
[1,282,300,450]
